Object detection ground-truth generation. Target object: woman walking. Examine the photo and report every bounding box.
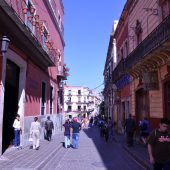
[63,120,71,148]
[30,117,41,150]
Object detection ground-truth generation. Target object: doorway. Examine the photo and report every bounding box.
[164,81,170,120]
[2,60,20,153]
[136,89,149,123]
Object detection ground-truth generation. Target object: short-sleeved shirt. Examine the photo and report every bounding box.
[71,122,81,133]
[147,129,170,163]
[63,123,71,136]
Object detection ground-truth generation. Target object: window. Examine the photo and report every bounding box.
[58,13,61,28]
[160,0,169,19]
[41,82,46,115]
[42,27,48,52]
[68,97,71,102]
[49,0,56,15]
[125,41,128,58]
[49,86,53,114]
[78,97,81,102]
[121,48,124,59]
[83,106,86,111]
[84,97,86,103]
[78,106,81,111]
[68,90,72,95]
[78,90,81,95]
[68,106,72,111]
[26,0,34,32]
[135,20,142,45]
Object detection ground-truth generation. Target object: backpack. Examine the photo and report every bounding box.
[140,122,147,131]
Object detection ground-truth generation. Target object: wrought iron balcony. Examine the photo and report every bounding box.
[0,0,56,69]
[112,59,125,83]
[125,14,170,72]
[112,15,170,83]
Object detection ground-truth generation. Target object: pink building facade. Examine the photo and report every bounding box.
[105,0,170,133]
[0,0,67,154]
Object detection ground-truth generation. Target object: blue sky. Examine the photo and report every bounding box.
[62,0,126,92]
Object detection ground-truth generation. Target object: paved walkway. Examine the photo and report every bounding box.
[0,132,64,170]
[113,131,152,170]
[0,126,153,170]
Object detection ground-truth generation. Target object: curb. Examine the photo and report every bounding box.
[123,145,152,170]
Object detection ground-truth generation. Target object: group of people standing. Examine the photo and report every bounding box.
[124,114,150,147]
[98,116,114,142]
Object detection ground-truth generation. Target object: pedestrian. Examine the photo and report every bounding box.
[71,117,81,149]
[63,119,71,148]
[89,116,94,127]
[99,118,105,137]
[45,116,54,141]
[124,114,136,147]
[108,117,114,142]
[147,118,170,170]
[13,114,22,149]
[104,121,109,142]
[139,117,150,146]
[30,117,41,150]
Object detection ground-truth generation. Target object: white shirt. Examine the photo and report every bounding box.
[30,121,41,132]
[13,119,21,130]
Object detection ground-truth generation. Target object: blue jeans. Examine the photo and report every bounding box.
[64,135,70,148]
[14,130,20,146]
[72,133,79,149]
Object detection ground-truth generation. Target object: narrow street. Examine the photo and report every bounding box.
[42,126,145,170]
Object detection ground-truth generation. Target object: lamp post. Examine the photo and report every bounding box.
[0,35,10,154]
[1,36,10,53]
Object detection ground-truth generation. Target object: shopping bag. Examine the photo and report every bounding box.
[28,137,33,142]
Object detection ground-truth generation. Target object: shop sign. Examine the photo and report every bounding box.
[143,71,159,90]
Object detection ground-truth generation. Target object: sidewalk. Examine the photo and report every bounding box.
[113,131,153,170]
[0,131,64,170]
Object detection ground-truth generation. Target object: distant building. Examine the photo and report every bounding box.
[64,85,102,119]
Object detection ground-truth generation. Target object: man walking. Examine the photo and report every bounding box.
[71,117,81,149]
[124,114,136,147]
[147,118,170,170]
[45,116,54,141]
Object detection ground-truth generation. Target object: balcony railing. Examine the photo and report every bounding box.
[112,14,170,83]
[112,59,124,83]
[125,14,170,72]
[1,0,56,67]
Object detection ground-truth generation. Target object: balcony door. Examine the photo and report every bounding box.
[136,89,149,123]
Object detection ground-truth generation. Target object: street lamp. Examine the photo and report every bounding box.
[1,36,10,53]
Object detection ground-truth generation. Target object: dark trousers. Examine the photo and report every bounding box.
[126,132,134,146]
[154,161,170,170]
[14,130,20,146]
[46,130,52,141]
